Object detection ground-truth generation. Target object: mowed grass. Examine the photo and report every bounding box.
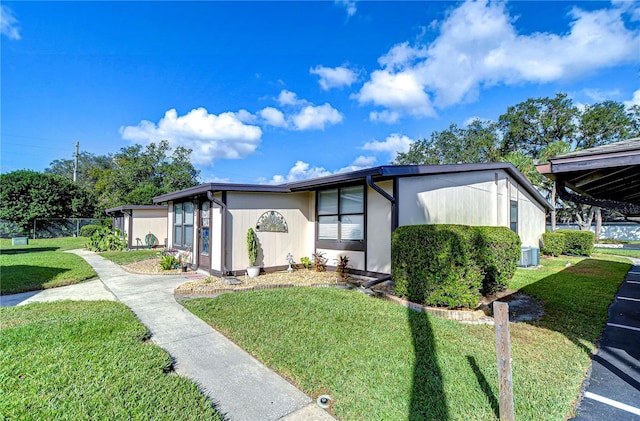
[0,301,223,420]
[593,248,640,259]
[99,249,159,265]
[184,255,631,420]
[0,238,96,295]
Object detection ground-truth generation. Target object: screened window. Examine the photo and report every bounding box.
[317,185,364,243]
[173,202,194,248]
[510,200,518,233]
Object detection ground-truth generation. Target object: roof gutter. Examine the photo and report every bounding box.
[366,175,398,231]
[207,191,229,275]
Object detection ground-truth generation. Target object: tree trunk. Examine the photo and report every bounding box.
[594,207,602,243]
[551,181,557,231]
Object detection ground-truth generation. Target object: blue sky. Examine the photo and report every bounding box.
[2,1,639,184]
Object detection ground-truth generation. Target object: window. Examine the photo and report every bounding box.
[317,185,364,249]
[510,200,518,233]
[173,202,194,248]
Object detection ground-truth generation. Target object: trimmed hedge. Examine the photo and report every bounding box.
[557,230,595,256]
[542,231,565,256]
[392,224,521,308]
[392,224,484,309]
[80,224,102,238]
[475,226,521,295]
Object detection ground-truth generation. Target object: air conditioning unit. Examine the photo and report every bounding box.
[518,247,540,267]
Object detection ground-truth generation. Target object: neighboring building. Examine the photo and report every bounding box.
[153,163,550,277]
[105,205,168,249]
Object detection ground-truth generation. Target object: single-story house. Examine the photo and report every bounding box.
[153,163,550,277]
[105,205,168,249]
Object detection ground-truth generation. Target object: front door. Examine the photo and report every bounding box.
[198,201,211,271]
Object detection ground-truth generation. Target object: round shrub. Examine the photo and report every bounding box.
[556,230,595,256]
[475,226,521,295]
[392,224,484,309]
[542,231,565,256]
[87,227,127,252]
[80,224,101,238]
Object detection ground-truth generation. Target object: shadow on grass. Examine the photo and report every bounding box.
[467,355,499,418]
[0,247,58,255]
[519,259,630,354]
[0,265,70,295]
[407,308,449,420]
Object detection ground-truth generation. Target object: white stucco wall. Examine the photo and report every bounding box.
[398,170,546,248]
[367,180,393,274]
[317,248,365,272]
[226,192,313,271]
[209,193,223,272]
[131,209,168,248]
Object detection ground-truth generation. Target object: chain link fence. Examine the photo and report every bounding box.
[0,218,109,239]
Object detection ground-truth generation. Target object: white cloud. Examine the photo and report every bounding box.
[264,156,376,184]
[1,5,21,40]
[120,108,262,166]
[362,133,414,160]
[292,103,343,130]
[265,161,332,184]
[625,89,640,108]
[310,65,358,90]
[277,90,303,106]
[581,88,622,103]
[259,107,288,128]
[369,110,400,124]
[335,0,357,17]
[357,0,640,120]
[356,69,435,119]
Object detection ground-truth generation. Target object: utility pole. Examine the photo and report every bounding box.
[73,141,79,183]
[73,141,80,237]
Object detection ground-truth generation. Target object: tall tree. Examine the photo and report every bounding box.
[394,120,500,165]
[577,100,636,149]
[0,170,95,233]
[499,93,578,158]
[93,140,200,211]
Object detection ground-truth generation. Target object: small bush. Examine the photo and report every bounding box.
[335,255,350,278]
[475,226,521,295]
[160,254,179,270]
[542,232,565,256]
[80,224,101,238]
[312,251,327,272]
[557,230,595,256]
[392,224,484,309]
[87,227,128,252]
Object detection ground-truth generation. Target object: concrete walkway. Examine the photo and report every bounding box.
[4,250,334,421]
[572,257,640,421]
[0,279,116,307]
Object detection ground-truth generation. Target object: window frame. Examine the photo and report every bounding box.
[173,201,195,249]
[315,184,366,251]
[509,200,518,233]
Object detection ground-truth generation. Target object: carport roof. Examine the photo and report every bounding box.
[536,138,640,215]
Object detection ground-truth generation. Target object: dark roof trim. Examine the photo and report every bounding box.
[153,183,290,203]
[548,138,640,160]
[105,205,168,215]
[153,163,550,210]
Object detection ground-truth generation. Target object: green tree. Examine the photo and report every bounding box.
[577,101,637,149]
[93,140,200,210]
[394,120,500,165]
[499,93,578,157]
[0,170,95,233]
[46,151,113,192]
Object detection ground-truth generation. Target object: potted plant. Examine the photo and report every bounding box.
[246,228,260,277]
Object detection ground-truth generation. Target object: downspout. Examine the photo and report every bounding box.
[365,175,397,288]
[207,191,228,276]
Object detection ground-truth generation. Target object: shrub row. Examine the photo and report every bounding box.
[86,227,128,252]
[542,230,594,257]
[392,224,521,309]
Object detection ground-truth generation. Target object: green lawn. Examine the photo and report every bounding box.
[0,301,223,420]
[99,249,159,265]
[0,237,96,295]
[184,255,631,420]
[593,248,640,259]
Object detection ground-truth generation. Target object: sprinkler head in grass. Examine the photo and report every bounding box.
[317,395,332,409]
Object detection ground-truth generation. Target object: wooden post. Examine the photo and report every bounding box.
[494,301,515,421]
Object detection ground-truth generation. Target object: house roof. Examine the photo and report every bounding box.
[105,205,168,215]
[154,163,550,209]
[536,138,640,215]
